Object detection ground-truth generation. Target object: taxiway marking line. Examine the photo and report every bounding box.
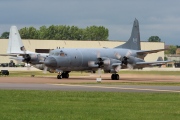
[51,84,180,93]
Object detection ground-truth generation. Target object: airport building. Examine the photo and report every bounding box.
[0,39,165,64]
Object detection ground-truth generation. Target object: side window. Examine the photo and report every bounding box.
[60,52,65,57]
[55,52,59,56]
[50,52,54,56]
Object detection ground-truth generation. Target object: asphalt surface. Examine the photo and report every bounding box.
[0,83,180,93]
[0,67,180,93]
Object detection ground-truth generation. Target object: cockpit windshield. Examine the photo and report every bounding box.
[49,51,54,56]
[55,52,59,56]
[49,50,66,57]
[60,52,65,56]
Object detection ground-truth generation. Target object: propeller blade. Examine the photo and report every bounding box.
[88,61,98,68]
[97,51,100,58]
[127,64,133,69]
[103,59,110,65]
[115,65,121,72]
[97,68,102,78]
[126,50,132,57]
[115,53,121,59]
[43,66,48,74]
[27,64,31,70]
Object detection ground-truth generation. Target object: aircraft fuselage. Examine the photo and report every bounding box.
[45,48,138,71]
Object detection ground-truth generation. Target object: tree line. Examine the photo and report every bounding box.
[0,25,109,41]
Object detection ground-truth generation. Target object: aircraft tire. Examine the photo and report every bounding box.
[62,73,69,78]
[65,73,69,78]
[111,74,119,80]
[57,75,62,79]
[115,74,119,80]
[111,74,115,80]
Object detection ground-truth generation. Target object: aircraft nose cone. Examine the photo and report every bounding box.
[44,57,57,68]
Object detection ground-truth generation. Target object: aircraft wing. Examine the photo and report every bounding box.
[0,54,18,57]
[135,60,171,68]
[9,56,23,62]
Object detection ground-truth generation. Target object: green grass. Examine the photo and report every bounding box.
[0,90,180,120]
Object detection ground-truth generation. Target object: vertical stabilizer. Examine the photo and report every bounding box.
[115,19,141,50]
[7,26,24,54]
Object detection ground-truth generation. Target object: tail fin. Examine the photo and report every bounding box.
[7,26,25,54]
[7,26,34,54]
[115,18,141,50]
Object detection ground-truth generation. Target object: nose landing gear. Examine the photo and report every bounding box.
[57,71,70,79]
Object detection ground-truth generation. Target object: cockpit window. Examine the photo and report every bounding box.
[49,51,54,56]
[55,52,59,56]
[50,50,66,57]
[60,52,65,56]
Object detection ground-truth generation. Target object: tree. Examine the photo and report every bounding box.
[1,25,109,40]
[148,36,161,42]
[1,32,9,39]
[165,45,177,54]
[19,27,30,39]
[176,45,180,48]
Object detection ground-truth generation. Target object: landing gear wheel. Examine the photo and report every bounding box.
[111,74,120,80]
[115,74,119,80]
[62,73,69,78]
[111,74,115,80]
[57,75,62,79]
[65,73,69,78]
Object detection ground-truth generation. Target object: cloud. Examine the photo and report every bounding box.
[0,0,180,45]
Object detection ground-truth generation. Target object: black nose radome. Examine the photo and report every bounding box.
[44,57,57,68]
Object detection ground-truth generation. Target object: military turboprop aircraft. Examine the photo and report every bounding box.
[0,26,48,70]
[43,19,169,80]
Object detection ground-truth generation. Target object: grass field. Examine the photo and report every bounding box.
[0,90,180,120]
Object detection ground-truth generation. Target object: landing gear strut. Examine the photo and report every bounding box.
[111,74,119,80]
[57,71,70,79]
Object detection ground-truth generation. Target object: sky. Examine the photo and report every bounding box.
[0,0,180,45]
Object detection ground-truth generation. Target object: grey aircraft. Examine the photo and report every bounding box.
[0,26,49,71]
[43,19,169,80]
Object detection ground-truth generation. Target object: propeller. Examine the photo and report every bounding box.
[88,51,110,68]
[115,50,134,69]
[88,51,110,78]
[20,46,32,70]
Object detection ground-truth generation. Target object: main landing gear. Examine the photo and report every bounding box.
[111,74,119,80]
[57,71,70,79]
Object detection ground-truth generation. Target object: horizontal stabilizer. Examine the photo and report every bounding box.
[137,49,167,58]
[137,49,167,55]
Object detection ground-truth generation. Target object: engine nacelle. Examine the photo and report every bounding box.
[33,64,54,73]
[103,58,121,73]
[24,54,45,64]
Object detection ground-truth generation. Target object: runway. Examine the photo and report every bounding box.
[0,70,180,92]
[0,83,180,93]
